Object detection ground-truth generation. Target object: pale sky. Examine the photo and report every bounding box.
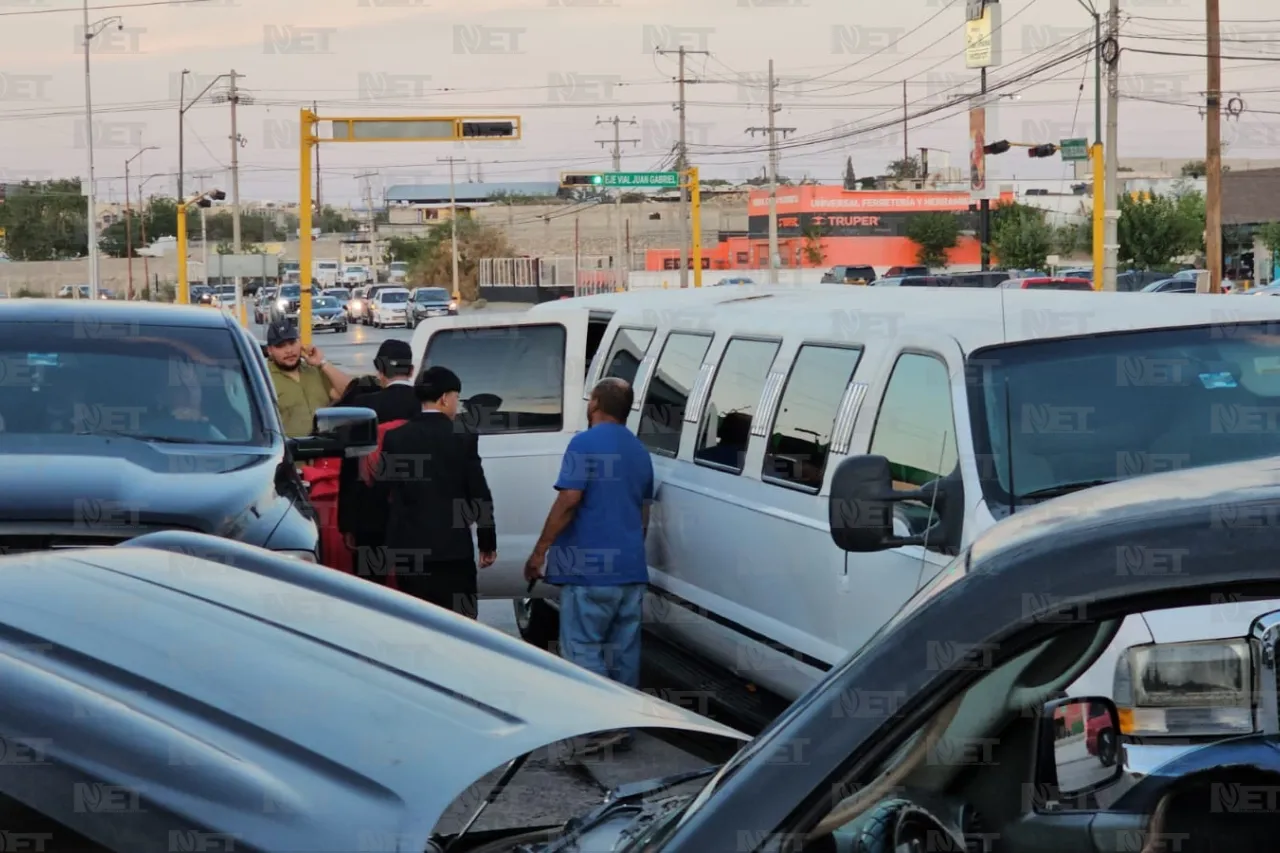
[0,0,1274,204]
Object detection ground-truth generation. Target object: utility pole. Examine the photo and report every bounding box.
[355,170,379,277]
[215,71,250,321]
[1102,0,1120,291]
[903,81,910,162]
[746,59,796,284]
[438,156,465,301]
[597,116,639,291]
[1204,0,1223,294]
[194,172,213,289]
[980,68,991,270]
[657,46,708,288]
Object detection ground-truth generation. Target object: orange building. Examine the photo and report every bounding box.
[645,185,1016,272]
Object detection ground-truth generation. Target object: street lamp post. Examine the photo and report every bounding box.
[124,145,158,300]
[178,70,232,207]
[82,6,124,299]
[137,173,162,298]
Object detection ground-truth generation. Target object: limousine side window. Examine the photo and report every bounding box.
[763,344,864,490]
[694,338,781,474]
[869,352,958,540]
[602,327,655,386]
[423,323,566,434]
[638,332,713,457]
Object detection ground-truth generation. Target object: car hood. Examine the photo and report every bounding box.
[0,435,284,539]
[311,307,343,316]
[0,533,748,853]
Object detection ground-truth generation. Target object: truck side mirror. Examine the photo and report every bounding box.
[827,455,963,553]
[1033,696,1124,809]
[289,407,377,461]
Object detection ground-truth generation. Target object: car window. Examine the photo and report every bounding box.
[693,338,781,474]
[869,353,958,542]
[423,324,565,434]
[280,285,300,298]
[0,322,262,445]
[416,288,450,302]
[380,292,408,304]
[763,345,864,490]
[639,332,713,457]
[312,297,339,309]
[602,327,655,387]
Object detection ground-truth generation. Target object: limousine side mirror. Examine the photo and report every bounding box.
[289,407,377,461]
[827,455,964,553]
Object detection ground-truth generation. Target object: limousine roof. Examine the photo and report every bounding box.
[530,285,1280,349]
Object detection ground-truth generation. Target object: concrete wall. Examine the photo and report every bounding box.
[0,256,178,296]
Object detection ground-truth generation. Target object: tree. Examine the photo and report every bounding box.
[989,203,1053,270]
[1117,190,1205,269]
[885,158,920,180]
[858,176,879,190]
[904,212,960,268]
[1181,160,1207,178]
[802,221,826,266]
[842,157,857,190]
[1256,222,1280,267]
[406,219,515,301]
[0,179,88,260]
[1054,220,1092,257]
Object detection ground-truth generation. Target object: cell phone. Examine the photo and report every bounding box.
[526,578,538,594]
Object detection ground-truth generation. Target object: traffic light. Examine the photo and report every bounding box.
[461,120,517,138]
[983,140,1011,155]
[560,172,603,188]
[1028,144,1058,158]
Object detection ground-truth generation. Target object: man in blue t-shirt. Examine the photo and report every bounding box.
[525,377,654,749]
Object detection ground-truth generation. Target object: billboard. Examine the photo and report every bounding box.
[965,1,1002,69]
[970,107,986,192]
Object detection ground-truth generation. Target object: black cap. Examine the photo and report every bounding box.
[415,365,462,402]
[374,339,413,369]
[266,320,299,347]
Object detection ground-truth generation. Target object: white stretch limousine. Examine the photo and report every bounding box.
[410,284,1280,756]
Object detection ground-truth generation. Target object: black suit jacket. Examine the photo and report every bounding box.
[337,382,421,537]
[377,411,497,565]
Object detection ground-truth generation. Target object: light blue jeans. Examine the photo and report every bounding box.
[558,583,645,689]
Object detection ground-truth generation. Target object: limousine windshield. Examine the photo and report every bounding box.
[969,322,1280,506]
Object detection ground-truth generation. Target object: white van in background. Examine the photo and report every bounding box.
[410,285,1280,755]
[313,260,340,287]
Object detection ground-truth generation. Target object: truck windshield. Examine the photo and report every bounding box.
[280,285,300,298]
[0,323,263,445]
[969,322,1280,506]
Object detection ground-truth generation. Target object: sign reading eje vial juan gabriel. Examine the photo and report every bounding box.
[602,172,679,188]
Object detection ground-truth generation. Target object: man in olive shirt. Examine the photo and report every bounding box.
[265,320,353,438]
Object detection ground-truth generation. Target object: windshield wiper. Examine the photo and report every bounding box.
[538,765,722,853]
[1017,479,1115,502]
[75,430,208,445]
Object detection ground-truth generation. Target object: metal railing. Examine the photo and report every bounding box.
[478,256,625,297]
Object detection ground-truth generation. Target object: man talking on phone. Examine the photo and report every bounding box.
[264,320,353,438]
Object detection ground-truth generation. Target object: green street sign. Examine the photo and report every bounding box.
[602,171,680,188]
[1059,138,1089,162]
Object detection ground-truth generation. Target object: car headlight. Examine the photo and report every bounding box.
[274,550,316,563]
[449,301,458,310]
[1113,639,1258,737]
[277,298,288,309]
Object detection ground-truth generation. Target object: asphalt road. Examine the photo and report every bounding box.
[250,307,724,838]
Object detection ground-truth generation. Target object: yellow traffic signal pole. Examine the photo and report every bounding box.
[686,166,702,287]
[297,110,522,348]
[176,203,190,304]
[1091,143,1105,291]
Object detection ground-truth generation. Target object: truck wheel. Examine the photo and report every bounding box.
[515,599,558,652]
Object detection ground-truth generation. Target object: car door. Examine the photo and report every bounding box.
[836,335,968,652]
[408,310,592,598]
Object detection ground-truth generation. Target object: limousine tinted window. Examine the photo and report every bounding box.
[870,353,958,542]
[423,324,566,434]
[694,338,781,474]
[602,327,655,386]
[763,344,864,490]
[639,332,712,456]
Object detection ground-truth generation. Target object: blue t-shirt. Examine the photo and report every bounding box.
[545,422,654,587]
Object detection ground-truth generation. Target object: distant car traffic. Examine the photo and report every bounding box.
[308,295,349,333]
[713,276,756,286]
[368,287,411,328]
[820,264,877,285]
[407,287,457,328]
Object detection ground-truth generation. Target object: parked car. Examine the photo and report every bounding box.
[713,276,757,286]
[1000,276,1094,290]
[0,299,376,561]
[820,264,877,285]
[950,271,1011,288]
[309,295,349,333]
[873,275,953,287]
[369,287,411,328]
[884,264,929,277]
[407,286,457,328]
[56,284,112,300]
[1084,701,1119,766]
[1141,277,1197,294]
[358,284,405,326]
[11,458,1280,853]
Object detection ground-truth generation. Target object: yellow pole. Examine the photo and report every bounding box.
[1091,143,1104,291]
[299,108,314,348]
[689,166,702,288]
[176,202,189,304]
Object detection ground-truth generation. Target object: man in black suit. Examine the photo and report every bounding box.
[378,366,496,619]
[338,339,421,581]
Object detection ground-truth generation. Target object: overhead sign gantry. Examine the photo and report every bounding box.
[297,110,522,344]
